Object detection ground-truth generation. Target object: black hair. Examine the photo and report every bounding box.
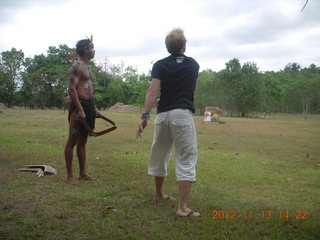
[76,39,93,57]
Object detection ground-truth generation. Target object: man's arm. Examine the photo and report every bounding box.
[68,63,85,121]
[136,78,160,138]
[144,78,160,112]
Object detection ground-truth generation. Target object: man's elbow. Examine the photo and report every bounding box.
[68,88,78,99]
[68,87,76,94]
[148,88,158,98]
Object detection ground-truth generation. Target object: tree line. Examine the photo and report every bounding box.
[1,45,319,118]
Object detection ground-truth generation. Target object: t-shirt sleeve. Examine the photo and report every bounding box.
[151,61,162,80]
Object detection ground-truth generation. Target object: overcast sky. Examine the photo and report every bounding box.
[0,0,319,74]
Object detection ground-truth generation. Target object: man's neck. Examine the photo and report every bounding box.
[80,56,90,64]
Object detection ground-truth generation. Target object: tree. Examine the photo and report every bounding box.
[106,77,127,106]
[217,59,264,117]
[20,45,74,108]
[308,64,320,113]
[239,62,264,116]
[0,69,10,105]
[194,69,217,115]
[45,45,74,108]
[216,58,242,116]
[261,72,282,116]
[284,62,301,72]
[292,65,320,119]
[123,66,140,104]
[90,62,113,109]
[21,54,53,108]
[0,48,24,106]
[133,73,151,107]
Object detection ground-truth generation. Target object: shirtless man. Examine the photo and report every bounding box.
[64,39,99,185]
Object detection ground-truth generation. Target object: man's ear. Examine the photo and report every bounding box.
[182,45,186,53]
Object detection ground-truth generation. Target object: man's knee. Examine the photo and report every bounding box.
[77,135,88,145]
[66,136,77,148]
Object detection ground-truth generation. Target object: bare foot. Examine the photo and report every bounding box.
[176,208,200,217]
[78,174,96,181]
[155,193,176,201]
[66,177,80,185]
[176,210,200,217]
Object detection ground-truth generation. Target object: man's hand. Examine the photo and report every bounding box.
[78,109,86,122]
[136,119,148,138]
[95,109,101,118]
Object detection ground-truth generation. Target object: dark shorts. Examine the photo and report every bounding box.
[68,99,96,136]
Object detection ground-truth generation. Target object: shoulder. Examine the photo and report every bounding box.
[153,56,172,71]
[69,60,84,75]
[185,56,199,67]
[151,57,170,79]
[155,55,172,65]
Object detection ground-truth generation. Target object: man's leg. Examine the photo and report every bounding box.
[77,134,96,180]
[64,111,79,185]
[154,176,175,200]
[170,109,199,216]
[148,112,174,200]
[155,176,164,199]
[176,181,200,216]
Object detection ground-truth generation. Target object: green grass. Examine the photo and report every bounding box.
[0,109,319,240]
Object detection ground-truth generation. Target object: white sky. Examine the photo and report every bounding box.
[0,0,319,74]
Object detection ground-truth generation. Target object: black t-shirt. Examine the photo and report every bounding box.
[151,54,199,113]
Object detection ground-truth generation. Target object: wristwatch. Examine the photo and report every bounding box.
[141,112,150,120]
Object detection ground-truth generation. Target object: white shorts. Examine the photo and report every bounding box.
[148,109,197,182]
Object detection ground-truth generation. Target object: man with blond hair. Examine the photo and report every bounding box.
[137,28,200,217]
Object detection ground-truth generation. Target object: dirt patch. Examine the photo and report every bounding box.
[108,102,141,114]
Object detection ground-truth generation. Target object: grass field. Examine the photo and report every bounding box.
[0,109,319,240]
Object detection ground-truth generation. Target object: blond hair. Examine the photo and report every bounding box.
[165,28,187,54]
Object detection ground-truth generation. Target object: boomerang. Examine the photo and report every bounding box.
[81,113,117,137]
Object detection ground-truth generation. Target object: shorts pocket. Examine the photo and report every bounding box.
[171,120,190,127]
[155,116,167,125]
[171,120,195,147]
